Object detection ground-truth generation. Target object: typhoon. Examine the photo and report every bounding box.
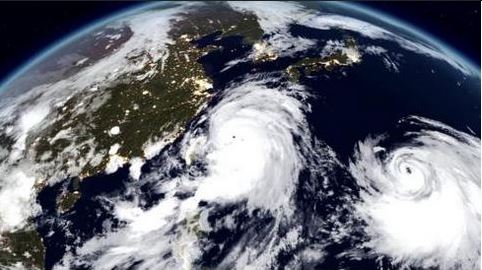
[0,1,479,270]
[350,116,480,270]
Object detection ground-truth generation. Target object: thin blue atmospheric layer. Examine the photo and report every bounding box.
[328,1,480,76]
[0,1,479,94]
[0,1,166,94]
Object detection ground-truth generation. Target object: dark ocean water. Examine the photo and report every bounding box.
[35,23,480,269]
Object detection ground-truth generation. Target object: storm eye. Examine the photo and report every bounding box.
[405,166,412,174]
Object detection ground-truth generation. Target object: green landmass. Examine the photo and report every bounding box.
[1,5,265,269]
[286,37,359,81]
[0,229,44,270]
[32,2,263,178]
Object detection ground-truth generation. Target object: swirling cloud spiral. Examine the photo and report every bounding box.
[350,116,480,270]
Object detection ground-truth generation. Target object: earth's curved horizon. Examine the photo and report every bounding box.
[0,1,479,93]
[0,2,479,270]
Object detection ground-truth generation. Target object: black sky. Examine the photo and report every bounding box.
[0,1,479,82]
[363,1,480,67]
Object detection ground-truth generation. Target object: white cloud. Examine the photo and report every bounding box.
[0,164,40,232]
[54,76,334,270]
[304,14,472,75]
[228,1,313,34]
[0,3,196,233]
[350,116,480,270]
[128,157,144,180]
[105,155,126,174]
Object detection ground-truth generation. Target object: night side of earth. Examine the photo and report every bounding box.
[0,2,479,270]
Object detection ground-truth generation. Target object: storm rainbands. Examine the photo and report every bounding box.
[0,2,479,269]
[56,77,326,270]
[350,116,481,270]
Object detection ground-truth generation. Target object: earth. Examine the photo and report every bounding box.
[0,2,480,270]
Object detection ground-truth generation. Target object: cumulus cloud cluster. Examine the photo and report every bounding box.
[350,116,480,270]
[54,76,325,269]
[0,3,194,232]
